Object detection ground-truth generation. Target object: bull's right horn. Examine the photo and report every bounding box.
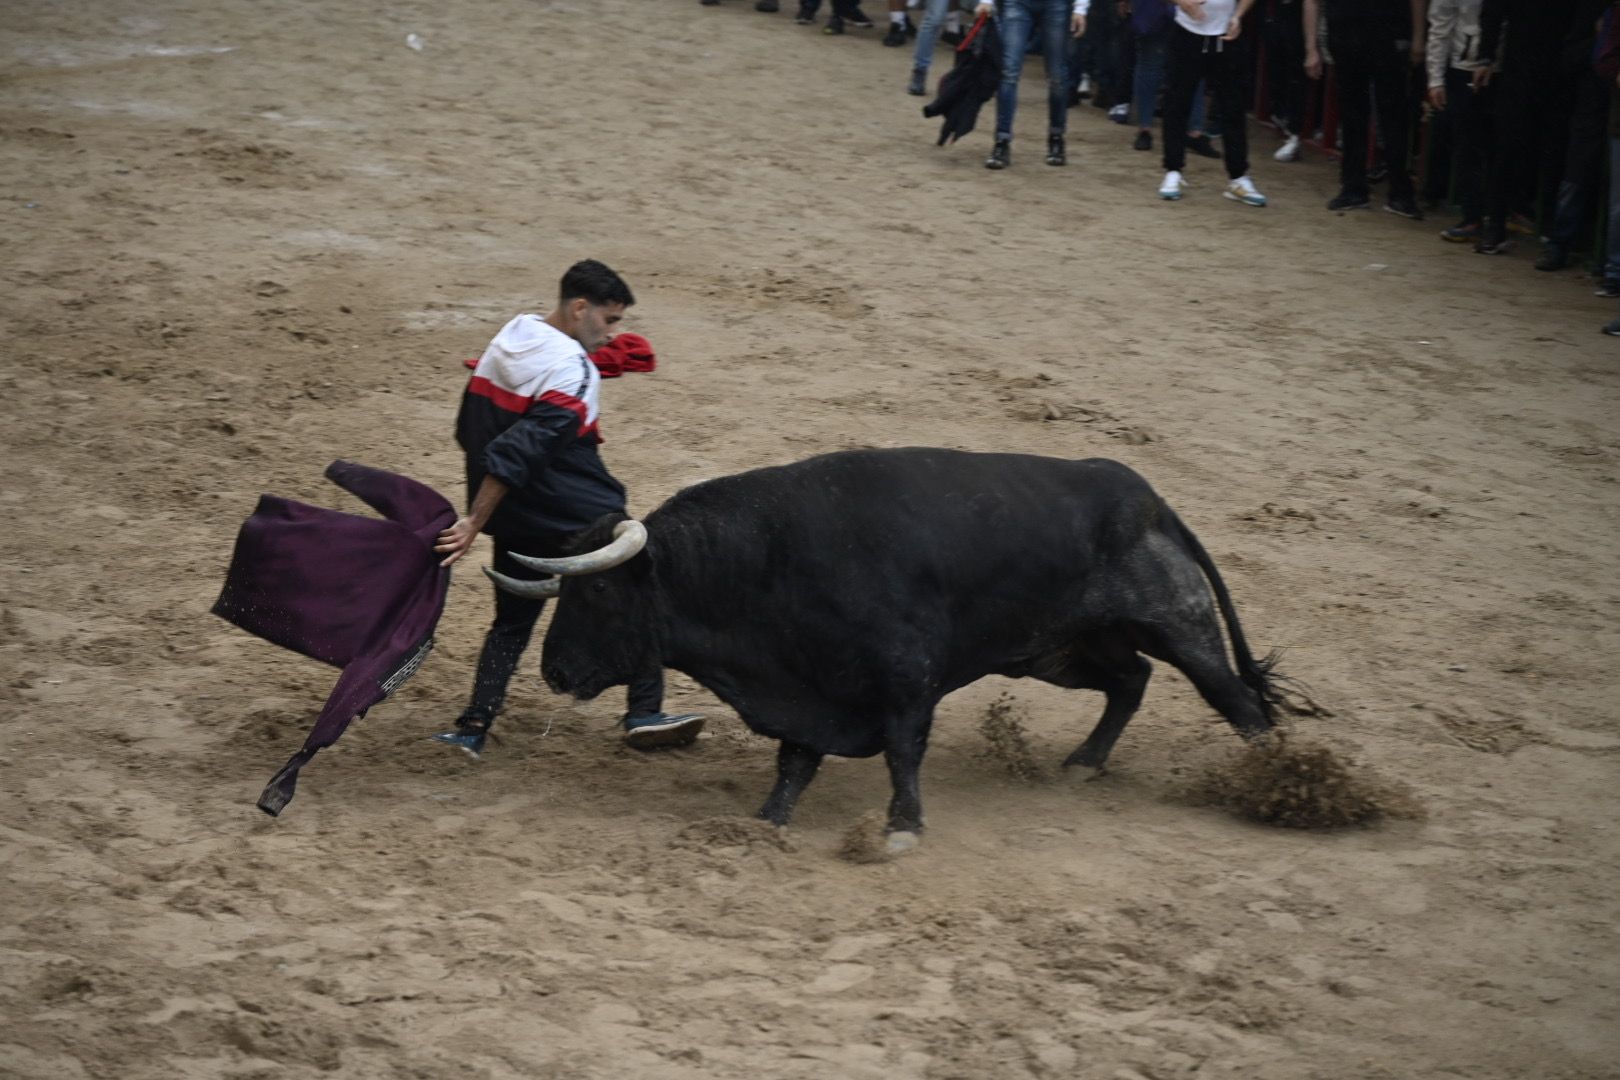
[482,567,562,598]
[508,520,647,576]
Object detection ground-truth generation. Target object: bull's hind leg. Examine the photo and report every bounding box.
[882,707,935,850]
[1139,622,1272,739]
[756,740,824,826]
[1062,654,1153,771]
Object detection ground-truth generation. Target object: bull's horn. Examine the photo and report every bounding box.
[508,520,647,576]
[482,566,562,598]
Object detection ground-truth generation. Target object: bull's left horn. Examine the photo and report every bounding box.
[482,567,563,598]
[508,520,647,576]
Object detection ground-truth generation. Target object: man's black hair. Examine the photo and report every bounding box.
[559,260,635,308]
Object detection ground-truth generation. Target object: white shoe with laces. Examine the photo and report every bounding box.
[1273,134,1300,162]
[1158,170,1185,200]
[1224,175,1267,207]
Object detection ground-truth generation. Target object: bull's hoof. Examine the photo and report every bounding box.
[885,830,920,855]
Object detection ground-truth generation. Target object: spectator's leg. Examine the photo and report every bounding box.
[1544,73,1609,255]
[911,0,952,74]
[1368,33,1414,202]
[995,0,1036,141]
[1132,29,1166,130]
[1213,34,1249,181]
[1331,25,1373,200]
[1160,25,1202,174]
[1041,0,1070,136]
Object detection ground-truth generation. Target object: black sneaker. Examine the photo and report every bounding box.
[1384,195,1423,220]
[623,712,706,750]
[1132,129,1152,151]
[1327,190,1371,212]
[1474,224,1511,254]
[755,0,780,9]
[1535,245,1570,272]
[1186,134,1220,159]
[882,21,907,45]
[1595,279,1620,298]
[985,137,1010,169]
[1045,133,1066,166]
[907,65,927,96]
[823,14,844,33]
[844,6,874,27]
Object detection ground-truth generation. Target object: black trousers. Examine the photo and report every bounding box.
[1329,21,1414,201]
[1545,71,1611,249]
[1433,67,1494,224]
[1264,3,1306,137]
[460,540,662,730]
[1162,24,1249,179]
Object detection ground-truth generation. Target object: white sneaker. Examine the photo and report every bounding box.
[1273,134,1301,162]
[1158,170,1185,200]
[1077,75,1093,98]
[1224,175,1267,207]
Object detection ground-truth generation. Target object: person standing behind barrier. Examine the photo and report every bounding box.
[1303,0,1425,220]
[908,0,968,94]
[1265,0,1307,160]
[1156,0,1267,206]
[976,0,1090,169]
[1425,0,1495,243]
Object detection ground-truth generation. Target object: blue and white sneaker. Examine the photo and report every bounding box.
[1224,175,1267,207]
[430,727,487,759]
[623,712,705,750]
[1158,170,1185,200]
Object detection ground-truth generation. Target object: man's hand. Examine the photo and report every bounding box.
[1426,85,1446,110]
[1305,50,1322,79]
[975,2,994,17]
[1072,13,1086,36]
[1472,66,1492,90]
[1175,0,1206,20]
[435,516,483,567]
[1222,16,1241,41]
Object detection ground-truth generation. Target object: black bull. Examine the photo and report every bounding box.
[503,448,1281,844]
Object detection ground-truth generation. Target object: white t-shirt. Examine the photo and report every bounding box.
[1176,0,1237,36]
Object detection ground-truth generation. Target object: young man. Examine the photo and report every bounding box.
[1425,0,1495,242]
[975,0,1089,169]
[432,261,703,757]
[1304,0,1425,218]
[1156,0,1268,206]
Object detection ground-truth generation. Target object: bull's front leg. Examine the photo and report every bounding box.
[756,740,823,826]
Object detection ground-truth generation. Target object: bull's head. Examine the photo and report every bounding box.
[482,513,661,700]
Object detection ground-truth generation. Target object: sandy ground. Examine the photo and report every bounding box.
[3,1,1620,1077]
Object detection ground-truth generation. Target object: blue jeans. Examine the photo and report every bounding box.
[995,0,1070,140]
[1131,29,1204,133]
[912,0,954,72]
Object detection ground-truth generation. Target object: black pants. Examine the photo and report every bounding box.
[1329,21,1414,201]
[1545,71,1611,249]
[1264,3,1306,137]
[1162,24,1249,179]
[460,540,662,730]
[1434,67,1494,224]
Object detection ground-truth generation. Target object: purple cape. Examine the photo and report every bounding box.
[212,461,455,815]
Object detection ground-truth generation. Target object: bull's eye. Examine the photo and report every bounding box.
[591,579,608,594]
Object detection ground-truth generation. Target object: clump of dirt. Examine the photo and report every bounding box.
[979,692,1044,782]
[837,811,893,864]
[1191,730,1424,828]
[673,816,794,853]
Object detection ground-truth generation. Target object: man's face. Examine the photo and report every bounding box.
[571,300,626,354]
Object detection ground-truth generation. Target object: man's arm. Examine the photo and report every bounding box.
[1426,0,1455,101]
[1410,0,1427,64]
[436,475,509,566]
[1223,0,1257,40]
[1303,0,1323,78]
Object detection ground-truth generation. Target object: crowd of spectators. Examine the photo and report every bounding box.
[705,0,1620,335]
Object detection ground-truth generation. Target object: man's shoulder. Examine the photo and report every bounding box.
[484,315,588,387]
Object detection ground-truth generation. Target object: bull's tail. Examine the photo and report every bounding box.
[1165,509,1287,722]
